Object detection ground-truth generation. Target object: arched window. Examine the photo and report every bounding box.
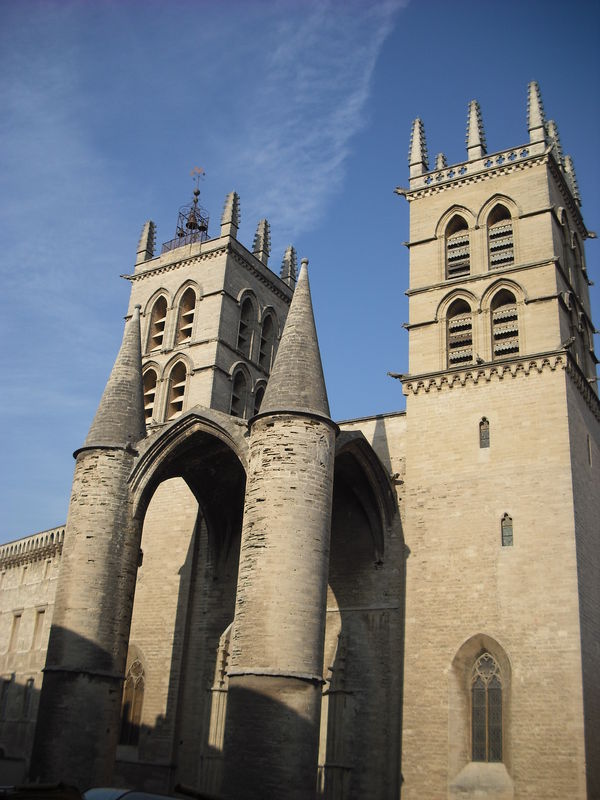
[447,299,473,366]
[147,296,168,352]
[254,385,265,415]
[471,652,503,762]
[230,370,248,418]
[119,659,145,747]
[166,362,187,420]
[501,514,513,547]
[237,297,255,358]
[487,205,514,270]
[479,417,490,448]
[143,369,158,423]
[176,287,196,345]
[259,314,276,372]
[445,216,470,278]
[491,290,519,359]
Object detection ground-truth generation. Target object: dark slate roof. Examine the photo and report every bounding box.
[259,261,330,418]
[83,306,146,449]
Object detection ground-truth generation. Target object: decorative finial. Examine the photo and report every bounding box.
[280,245,298,289]
[466,100,486,160]
[527,81,547,144]
[408,118,429,177]
[564,156,581,206]
[220,191,241,238]
[135,220,156,267]
[545,120,564,166]
[435,152,447,170]
[301,257,309,268]
[253,219,271,265]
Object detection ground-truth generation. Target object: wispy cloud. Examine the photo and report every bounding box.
[220,0,405,248]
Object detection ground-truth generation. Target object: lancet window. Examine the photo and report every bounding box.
[119,659,145,747]
[230,370,248,418]
[176,287,196,344]
[501,514,513,547]
[491,290,519,359]
[471,652,503,762]
[147,296,168,352]
[143,369,158,423]
[479,417,490,448]
[166,362,187,420]
[259,314,276,372]
[447,299,474,367]
[237,297,255,359]
[254,385,265,416]
[487,205,514,269]
[445,216,471,278]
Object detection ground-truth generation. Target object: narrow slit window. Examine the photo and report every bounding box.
[501,514,513,547]
[471,652,503,762]
[147,296,168,352]
[231,371,248,418]
[9,613,21,652]
[33,608,45,650]
[445,216,470,278]
[479,417,490,448]
[166,362,187,420]
[491,290,519,359]
[143,369,158,423]
[176,287,196,344]
[488,205,514,270]
[23,678,34,719]
[447,299,474,367]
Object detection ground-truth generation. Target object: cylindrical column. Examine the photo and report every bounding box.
[30,446,141,789]
[222,412,336,800]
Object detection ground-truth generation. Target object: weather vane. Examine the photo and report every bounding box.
[190,166,206,192]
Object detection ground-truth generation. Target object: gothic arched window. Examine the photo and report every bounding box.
[147,295,168,352]
[259,314,276,372]
[119,659,145,747]
[479,417,490,448]
[166,361,187,420]
[445,216,470,279]
[487,205,514,270]
[501,514,513,547]
[447,299,473,367]
[176,287,196,344]
[230,370,248,418]
[254,385,266,416]
[143,369,158,423]
[491,290,519,359]
[471,652,503,762]
[237,297,256,359]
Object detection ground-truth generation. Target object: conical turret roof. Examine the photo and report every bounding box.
[83,306,146,449]
[259,260,330,419]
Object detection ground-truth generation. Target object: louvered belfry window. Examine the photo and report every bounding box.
[166,362,187,419]
[143,369,158,422]
[176,287,196,344]
[472,652,503,762]
[237,298,255,358]
[231,371,248,418]
[488,205,514,270]
[148,296,168,351]
[491,290,519,359]
[446,216,471,278]
[447,299,474,367]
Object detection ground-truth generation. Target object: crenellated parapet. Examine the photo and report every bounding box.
[0,526,65,568]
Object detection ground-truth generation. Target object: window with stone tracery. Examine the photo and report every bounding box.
[471,652,502,762]
[119,659,145,747]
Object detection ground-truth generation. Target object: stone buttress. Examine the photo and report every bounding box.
[222,261,337,800]
[30,308,145,789]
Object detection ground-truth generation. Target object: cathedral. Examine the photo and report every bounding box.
[0,81,598,800]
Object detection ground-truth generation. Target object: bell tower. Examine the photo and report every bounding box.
[397,82,599,799]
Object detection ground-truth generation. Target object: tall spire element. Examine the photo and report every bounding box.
[564,155,581,206]
[259,259,330,418]
[408,118,429,177]
[527,80,547,144]
[280,244,298,289]
[135,221,156,267]
[466,100,487,160]
[82,306,146,450]
[435,153,447,170]
[220,191,240,238]
[252,219,271,265]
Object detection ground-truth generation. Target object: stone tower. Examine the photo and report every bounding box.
[222,261,337,799]
[397,82,599,799]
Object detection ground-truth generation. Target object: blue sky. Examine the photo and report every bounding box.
[1,0,599,542]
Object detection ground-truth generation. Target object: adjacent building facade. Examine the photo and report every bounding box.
[1,82,598,799]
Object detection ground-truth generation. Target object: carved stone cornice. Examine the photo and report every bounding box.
[0,527,65,569]
[122,246,227,282]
